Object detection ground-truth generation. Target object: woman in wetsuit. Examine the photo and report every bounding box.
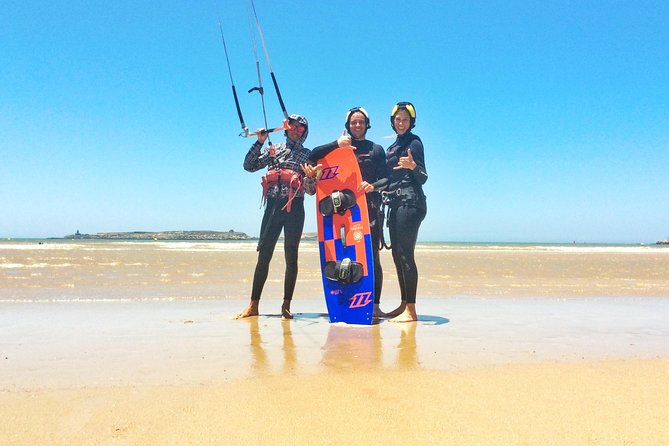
[382,102,427,322]
[235,114,316,320]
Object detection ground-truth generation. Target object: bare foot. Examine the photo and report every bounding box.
[234,301,259,319]
[373,304,387,319]
[384,302,406,319]
[389,304,417,323]
[281,300,293,320]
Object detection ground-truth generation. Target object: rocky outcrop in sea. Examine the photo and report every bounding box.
[64,230,251,241]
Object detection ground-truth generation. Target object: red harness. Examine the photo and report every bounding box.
[261,168,304,212]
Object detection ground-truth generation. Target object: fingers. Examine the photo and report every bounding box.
[300,163,313,176]
[394,153,416,170]
[256,128,268,143]
[300,163,323,177]
[337,133,351,148]
[357,182,374,193]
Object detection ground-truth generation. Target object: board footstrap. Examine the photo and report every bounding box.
[319,189,357,216]
[324,258,363,284]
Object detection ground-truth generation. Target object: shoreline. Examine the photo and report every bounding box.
[2,297,667,391]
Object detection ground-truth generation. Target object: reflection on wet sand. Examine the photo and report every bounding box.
[320,324,383,371]
[239,313,449,375]
[241,316,299,376]
[240,312,435,375]
[396,322,418,369]
[281,320,297,374]
[242,317,269,374]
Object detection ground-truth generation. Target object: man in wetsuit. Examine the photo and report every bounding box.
[305,107,388,318]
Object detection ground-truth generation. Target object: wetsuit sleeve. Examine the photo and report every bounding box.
[308,141,338,164]
[408,138,428,185]
[370,143,389,191]
[243,141,268,172]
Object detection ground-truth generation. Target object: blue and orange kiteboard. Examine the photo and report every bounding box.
[315,147,375,325]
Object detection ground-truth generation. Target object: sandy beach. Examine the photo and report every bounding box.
[1,241,669,445]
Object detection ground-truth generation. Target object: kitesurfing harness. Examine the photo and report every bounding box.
[261,168,304,212]
[379,185,425,250]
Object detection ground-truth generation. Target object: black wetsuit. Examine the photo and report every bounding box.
[309,139,387,303]
[243,125,315,302]
[384,131,427,305]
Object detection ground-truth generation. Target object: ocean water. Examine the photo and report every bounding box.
[1,239,668,303]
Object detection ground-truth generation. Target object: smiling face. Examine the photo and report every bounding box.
[393,109,411,136]
[348,111,368,140]
[286,120,306,142]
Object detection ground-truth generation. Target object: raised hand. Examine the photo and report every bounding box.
[301,163,323,178]
[394,149,417,170]
[337,129,351,148]
[256,128,268,144]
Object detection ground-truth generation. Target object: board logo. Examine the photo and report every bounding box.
[320,166,339,180]
[349,291,372,308]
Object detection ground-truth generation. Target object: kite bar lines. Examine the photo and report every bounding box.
[219,1,291,138]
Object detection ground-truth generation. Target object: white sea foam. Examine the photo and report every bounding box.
[0,243,87,250]
[0,262,75,269]
[153,242,258,252]
[414,243,669,254]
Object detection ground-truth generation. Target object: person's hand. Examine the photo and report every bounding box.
[358,181,375,193]
[337,129,351,148]
[301,163,322,178]
[394,149,417,170]
[256,128,268,144]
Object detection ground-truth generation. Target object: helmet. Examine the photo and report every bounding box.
[287,113,308,130]
[345,106,371,133]
[390,101,416,131]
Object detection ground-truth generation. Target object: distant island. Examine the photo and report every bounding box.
[658,239,669,245]
[63,230,251,241]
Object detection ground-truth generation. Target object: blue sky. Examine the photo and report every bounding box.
[1,0,668,243]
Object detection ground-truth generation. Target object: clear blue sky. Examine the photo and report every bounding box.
[2,1,668,243]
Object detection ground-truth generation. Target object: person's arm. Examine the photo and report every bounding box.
[307,141,338,164]
[370,143,389,190]
[307,132,352,164]
[407,139,428,185]
[394,139,427,185]
[242,130,270,172]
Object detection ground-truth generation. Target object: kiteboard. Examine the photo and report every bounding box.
[315,147,375,325]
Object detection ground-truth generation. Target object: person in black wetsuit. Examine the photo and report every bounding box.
[382,102,427,322]
[304,107,388,318]
[235,114,316,320]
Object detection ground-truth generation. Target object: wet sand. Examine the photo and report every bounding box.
[1,298,669,445]
[1,241,669,444]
